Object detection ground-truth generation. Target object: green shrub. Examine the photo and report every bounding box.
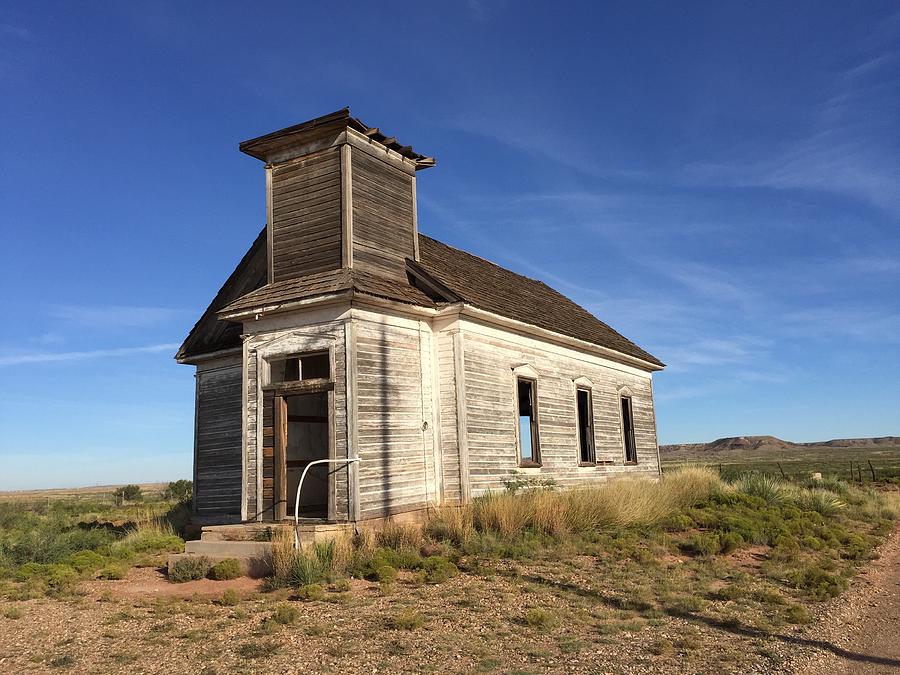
[209,559,241,581]
[752,588,787,606]
[789,567,847,601]
[385,608,425,630]
[97,564,127,580]
[220,589,239,606]
[419,556,458,584]
[797,489,846,515]
[839,533,870,560]
[16,563,78,592]
[689,533,721,557]
[801,535,824,551]
[523,608,555,628]
[371,546,422,571]
[296,583,324,601]
[65,550,105,573]
[273,604,299,624]
[732,474,794,505]
[163,480,193,503]
[719,531,744,554]
[661,513,694,531]
[2,605,24,619]
[769,535,801,562]
[712,584,745,601]
[372,564,397,584]
[170,556,210,583]
[664,594,705,614]
[113,484,143,504]
[785,604,812,624]
[237,641,279,658]
[648,638,675,656]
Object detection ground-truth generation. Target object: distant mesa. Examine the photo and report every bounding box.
[660,435,900,457]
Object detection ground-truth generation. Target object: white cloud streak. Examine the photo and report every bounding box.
[48,304,189,327]
[0,343,180,367]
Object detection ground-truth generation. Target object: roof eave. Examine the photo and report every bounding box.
[452,304,665,373]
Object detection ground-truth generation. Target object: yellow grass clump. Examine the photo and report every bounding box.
[426,466,725,540]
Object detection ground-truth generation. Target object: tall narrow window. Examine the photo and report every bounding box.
[576,388,595,464]
[516,378,540,466]
[621,396,637,464]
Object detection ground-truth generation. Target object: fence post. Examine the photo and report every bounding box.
[868,460,877,482]
[776,462,786,479]
[857,464,863,482]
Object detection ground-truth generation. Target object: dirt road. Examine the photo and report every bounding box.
[797,526,900,673]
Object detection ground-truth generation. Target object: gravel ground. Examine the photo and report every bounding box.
[790,525,900,674]
[1,533,897,675]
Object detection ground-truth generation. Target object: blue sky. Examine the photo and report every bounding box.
[1,2,899,489]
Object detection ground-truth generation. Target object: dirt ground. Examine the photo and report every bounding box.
[1,530,899,674]
[793,526,900,674]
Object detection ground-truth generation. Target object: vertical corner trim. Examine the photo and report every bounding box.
[240,338,249,522]
[341,144,354,269]
[192,369,200,517]
[411,175,419,262]
[452,330,471,502]
[650,377,662,477]
[265,165,274,284]
[344,319,360,522]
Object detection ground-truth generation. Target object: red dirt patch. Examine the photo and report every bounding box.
[729,544,769,572]
[83,566,264,599]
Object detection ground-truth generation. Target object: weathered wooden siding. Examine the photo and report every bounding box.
[244,320,348,521]
[350,147,416,279]
[355,317,434,519]
[436,330,462,503]
[459,323,659,496]
[195,361,243,517]
[271,147,342,282]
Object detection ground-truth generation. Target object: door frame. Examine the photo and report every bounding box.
[270,379,335,521]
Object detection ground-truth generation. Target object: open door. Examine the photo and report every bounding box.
[283,392,329,519]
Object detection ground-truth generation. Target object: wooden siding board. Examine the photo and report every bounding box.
[270,145,342,282]
[350,146,415,279]
[459,328,659,496]
[354,319,434,515]
[195,365,242,516]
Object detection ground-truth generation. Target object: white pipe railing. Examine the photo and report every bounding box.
[293,458,360,549]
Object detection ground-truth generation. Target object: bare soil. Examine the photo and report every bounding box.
[793,525,900,674]
[1,532,899,674]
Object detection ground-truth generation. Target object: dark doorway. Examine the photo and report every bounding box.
[281,391,329,519]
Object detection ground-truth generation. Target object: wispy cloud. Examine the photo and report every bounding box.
[780,308,900,343]
[0,343,179,367]
[48,304,189,328]
[682,49,900,215]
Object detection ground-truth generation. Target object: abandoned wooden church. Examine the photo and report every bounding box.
[177,109,665,527]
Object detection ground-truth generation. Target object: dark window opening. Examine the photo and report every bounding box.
[621,396,637,464]
[271,352,330,384]
[576,388,595,464]
[517,378,540,466]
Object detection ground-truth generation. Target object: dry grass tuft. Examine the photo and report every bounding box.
[425,466,725,539]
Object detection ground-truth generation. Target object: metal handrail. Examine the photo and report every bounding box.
[293,458,360,548]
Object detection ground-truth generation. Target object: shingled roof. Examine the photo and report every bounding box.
[178,231,662,369]
[219,266,435,315]
[175,229,267,362]
[416,235,664,368]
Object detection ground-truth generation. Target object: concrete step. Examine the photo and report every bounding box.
[185,540,272,557]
